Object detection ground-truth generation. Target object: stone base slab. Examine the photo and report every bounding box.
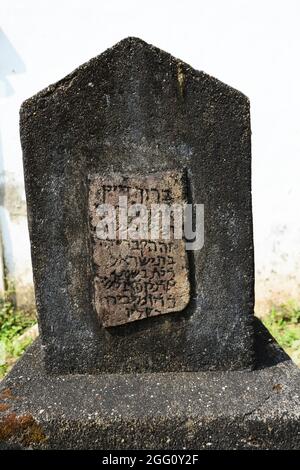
[0,319,299,449]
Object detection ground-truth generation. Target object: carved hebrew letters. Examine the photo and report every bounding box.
[88,171,190,327]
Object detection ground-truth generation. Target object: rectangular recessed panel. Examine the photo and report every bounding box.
[88,171,190,327]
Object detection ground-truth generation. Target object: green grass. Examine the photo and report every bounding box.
[0,296,36,378]
[262,301,300,366]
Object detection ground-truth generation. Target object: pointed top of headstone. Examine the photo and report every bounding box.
[21,37,248,119]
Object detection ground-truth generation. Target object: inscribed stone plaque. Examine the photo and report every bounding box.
[88,171,190,327]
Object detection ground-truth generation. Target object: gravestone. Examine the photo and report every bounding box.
[19,37,254,374]
[1,38,299,450]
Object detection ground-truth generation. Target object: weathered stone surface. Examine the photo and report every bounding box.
[20,37,254,373]
[89,171,190,327]
[0,321,299,450]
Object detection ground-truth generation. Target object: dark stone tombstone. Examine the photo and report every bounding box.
[0,38,299,450]
[20,37,254,374]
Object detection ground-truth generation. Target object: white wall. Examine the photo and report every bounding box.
[0,0,299,312]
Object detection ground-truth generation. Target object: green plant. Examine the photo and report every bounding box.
[262,301,300,366]
[0,296,36,378]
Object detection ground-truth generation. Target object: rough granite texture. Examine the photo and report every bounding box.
[20,37,254,373]
[0,320,299,450]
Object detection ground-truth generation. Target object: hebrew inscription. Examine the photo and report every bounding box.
[88,171,190,327]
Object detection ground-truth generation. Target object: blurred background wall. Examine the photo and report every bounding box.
[0,0,299,314]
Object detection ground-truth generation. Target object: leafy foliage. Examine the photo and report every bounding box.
[262,301,300,366]
[0,296,36,378]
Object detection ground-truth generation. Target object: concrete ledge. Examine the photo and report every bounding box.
[0,319,299,449]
